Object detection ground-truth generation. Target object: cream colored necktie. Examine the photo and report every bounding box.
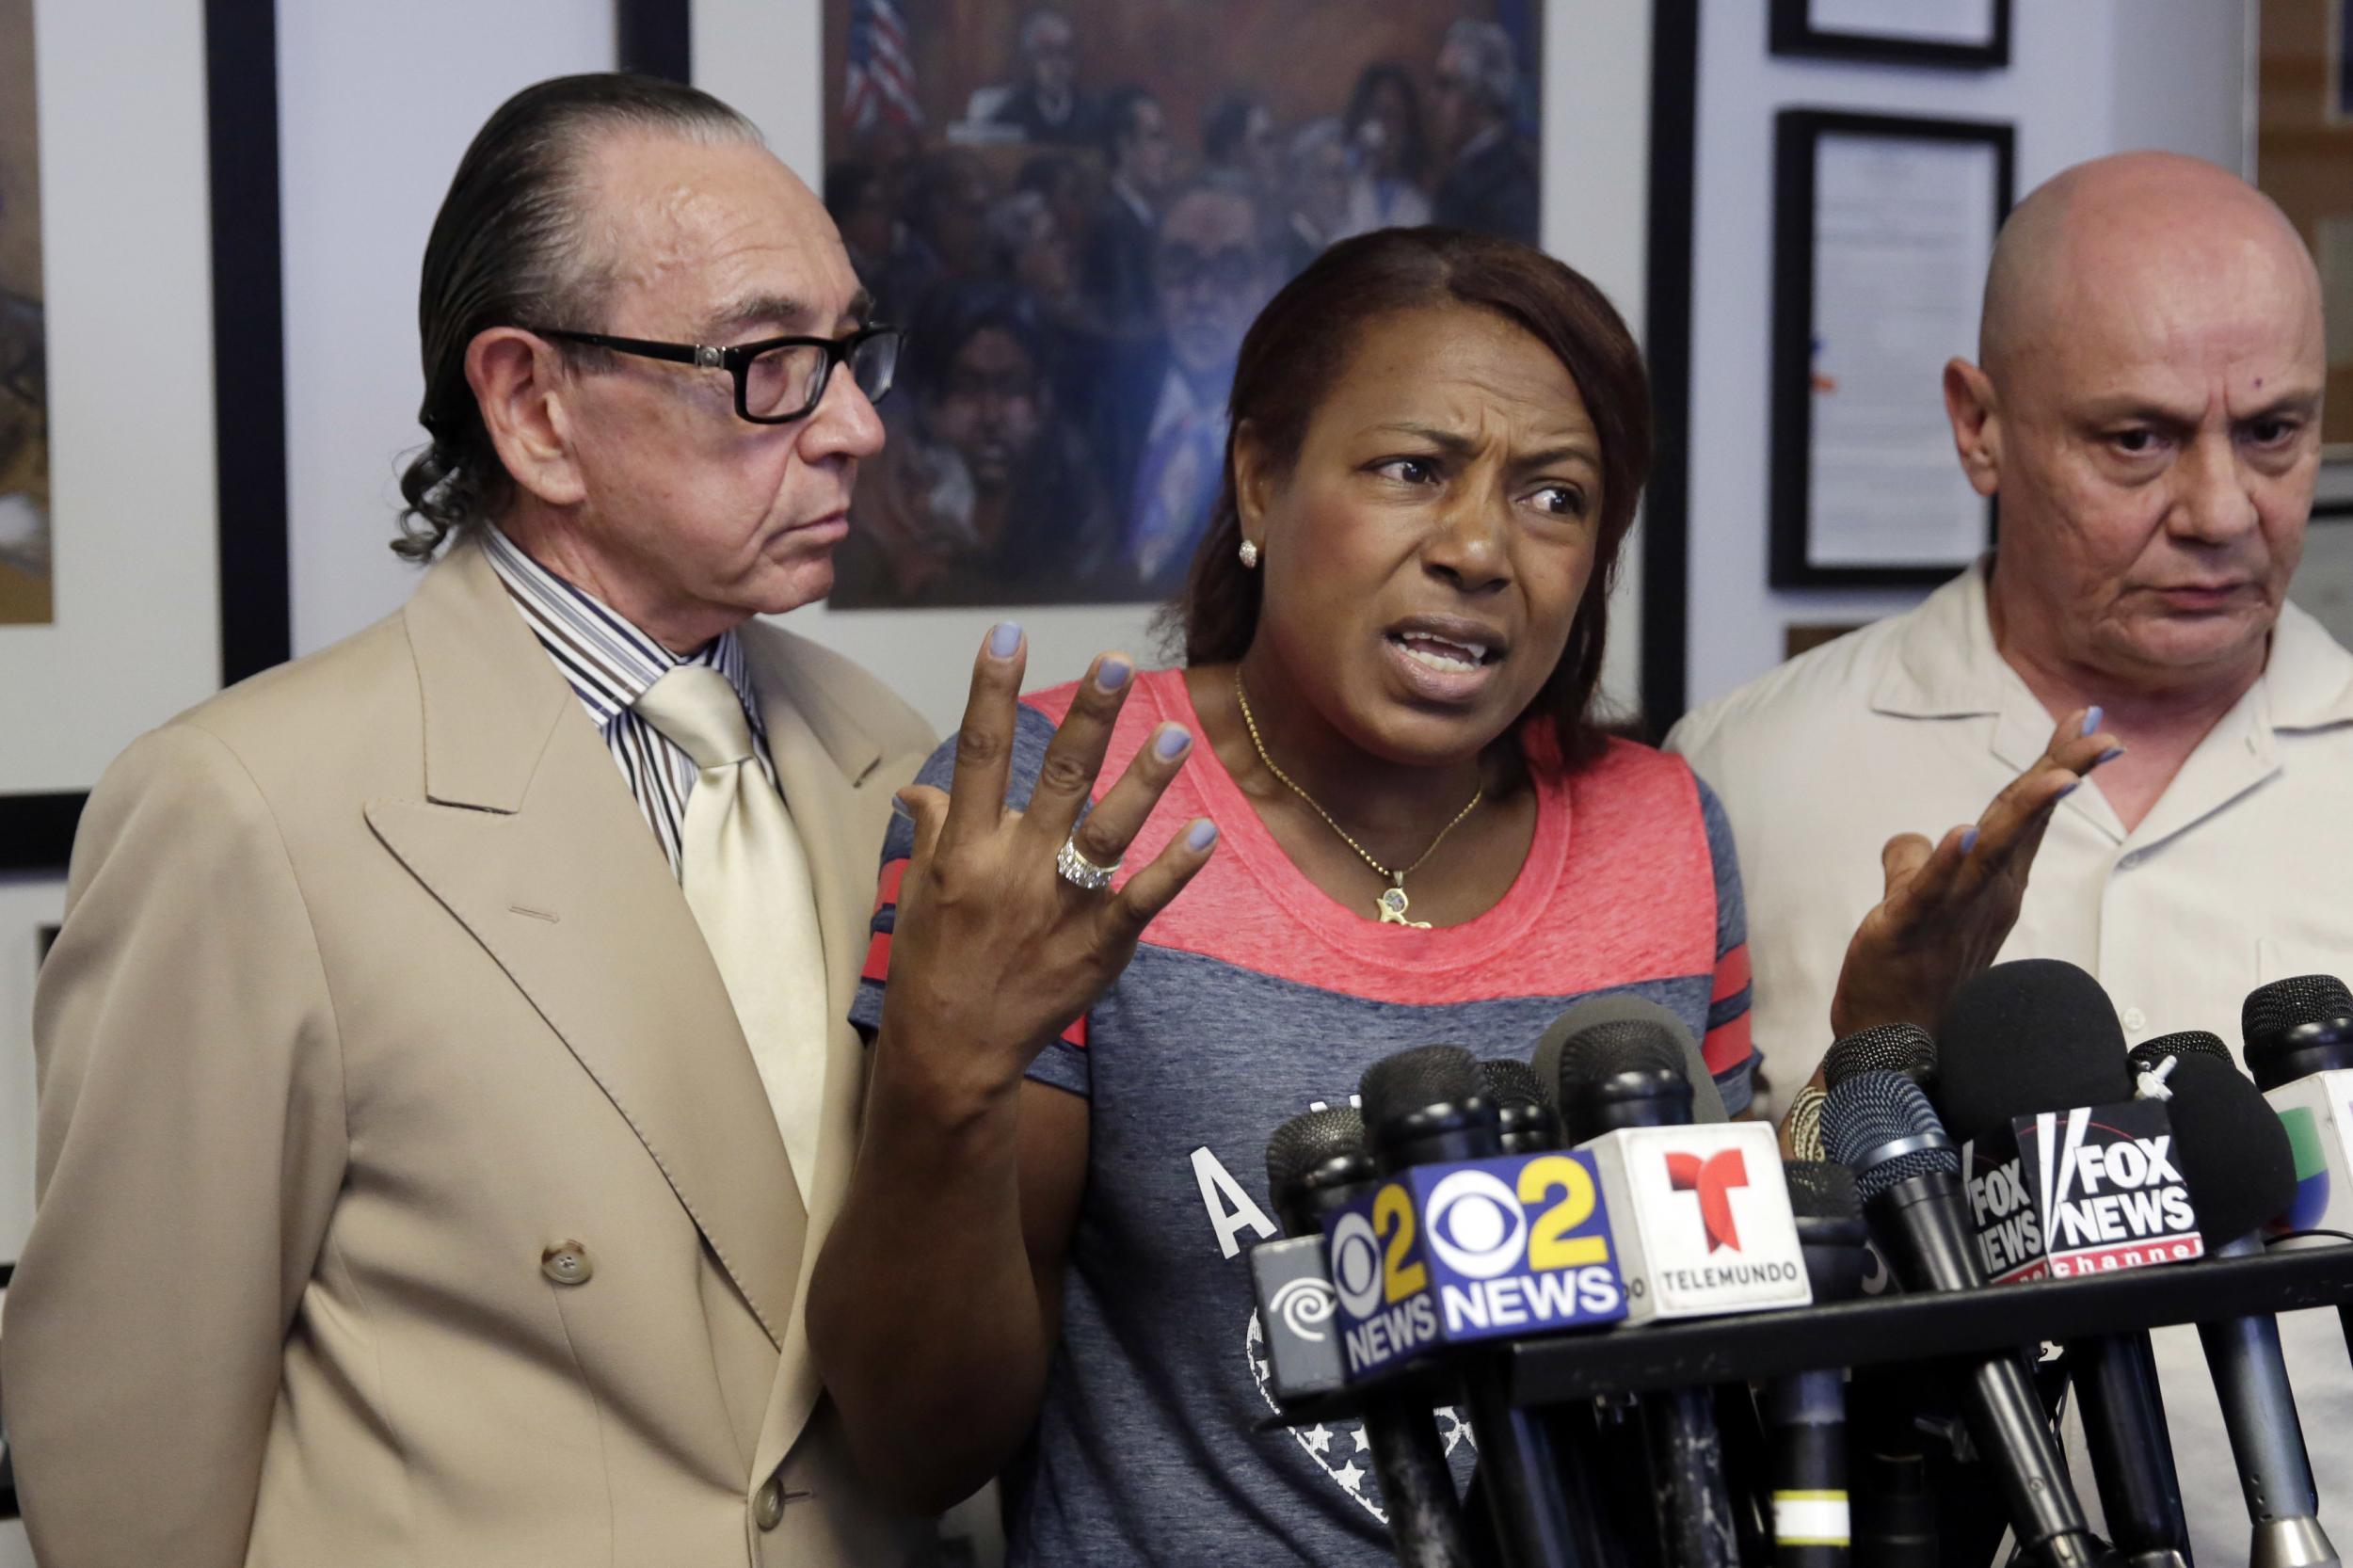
[634,664,829,1198]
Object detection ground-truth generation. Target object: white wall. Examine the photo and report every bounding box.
[1679,0,2251,712]
[280,2,619,652]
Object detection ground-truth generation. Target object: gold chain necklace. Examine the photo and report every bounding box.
[1232,670,1482,927]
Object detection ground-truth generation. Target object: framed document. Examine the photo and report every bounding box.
[1769,109,2012,588]
[2255,0,2353,517]
[1769,0,2011,69]
[0,0,289,872]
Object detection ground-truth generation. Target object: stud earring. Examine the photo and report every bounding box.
[1239,539,1260,568]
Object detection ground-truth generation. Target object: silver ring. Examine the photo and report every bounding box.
[1056,835,1120,892]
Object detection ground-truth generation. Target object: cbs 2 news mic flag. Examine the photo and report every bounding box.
[1321,1123,1806,1384]
[1962,1098,2202,1282]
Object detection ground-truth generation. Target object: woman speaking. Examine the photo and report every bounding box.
[808,229,2109,1564]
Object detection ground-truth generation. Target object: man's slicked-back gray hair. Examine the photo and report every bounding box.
[394,72,763,563]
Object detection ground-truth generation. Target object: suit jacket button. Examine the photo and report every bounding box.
[540,1241,593,1286]
[754,1477,785,1530]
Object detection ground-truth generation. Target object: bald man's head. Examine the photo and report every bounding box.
[1946,151,2328,699]
[1978,152,2321,381]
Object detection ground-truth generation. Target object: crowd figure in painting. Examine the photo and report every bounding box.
[824,8,1540,607]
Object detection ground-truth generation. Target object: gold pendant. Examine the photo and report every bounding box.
[1377,883,1433,929]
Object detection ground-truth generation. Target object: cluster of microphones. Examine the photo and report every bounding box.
[1246,961,2353,1567]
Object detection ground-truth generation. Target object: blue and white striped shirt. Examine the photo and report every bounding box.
[482,525,776,879]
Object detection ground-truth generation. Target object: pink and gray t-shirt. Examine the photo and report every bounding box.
[853,666,1754,1566]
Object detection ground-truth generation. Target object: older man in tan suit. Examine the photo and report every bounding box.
[1,75,936,1566]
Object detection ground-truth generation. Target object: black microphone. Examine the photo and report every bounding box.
[1481,1058,1561,1157]
[1822,1022,1938,1096]
[1820,1070,2110,1567]
[2162,1052,2337,1568]
[2129,1030,2232,1081]
[2137,1021,2221,1092]
[1551,1022,1694,1144]
[1768,1160,1865,1566]
[2243,974,2353,1093]
[1360,1046,1588,1568]
[1266,1106,1472,1568]
[1533,992,1728,1126]
[1937,961,2189,1568]
[1552,1022,1744,1568]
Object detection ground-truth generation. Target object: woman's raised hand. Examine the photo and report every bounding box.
[1828,705,2121,1039]
[874,624,1219,1103]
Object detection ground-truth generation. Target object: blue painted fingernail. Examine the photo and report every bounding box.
[988,621,1022,659]
[2080,706,2104,737]
[1186,818,1219,852]
[2096,745,2124,765]
[2056,780,2081,802]
[1155,724,1192,760]
[1096,657,1131,692]
[1959,826,1979,855]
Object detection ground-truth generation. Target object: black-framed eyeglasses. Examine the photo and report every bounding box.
[535,324,904,425]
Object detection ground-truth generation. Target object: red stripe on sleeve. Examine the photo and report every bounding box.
[872,856,908,913]
[862,931,893,984]
[1702,1013,1753,1078]
[1061,1015,1089,1048]
[1710,942,1751,1004]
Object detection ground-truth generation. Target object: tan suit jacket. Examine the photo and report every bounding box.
[0,538,936,1567]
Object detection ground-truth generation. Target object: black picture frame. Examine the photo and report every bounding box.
[1769,0,2011,70]
[1769,108,2013,590]
[1641,0,1699,729]
[0,0,290,873]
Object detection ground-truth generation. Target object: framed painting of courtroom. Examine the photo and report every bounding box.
[619,0,1690,740]
[1769,109,2014,588]
[2255,0,2353,517]
[798,0,1547,611]
[0,0,289,872]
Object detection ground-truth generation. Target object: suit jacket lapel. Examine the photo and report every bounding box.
[741,619,890,1473]
[365,541,808,1349]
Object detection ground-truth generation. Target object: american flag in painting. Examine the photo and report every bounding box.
[843,0,921,132]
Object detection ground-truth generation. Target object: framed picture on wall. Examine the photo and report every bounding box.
[0,0,289,872]
[1769,109,2013,588]
[804,0,1545,610]
[616,0,1696,733]
[2256,0,2353,518]
[1768,0,2011,70]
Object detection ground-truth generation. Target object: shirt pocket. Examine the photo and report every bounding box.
[2258,936,2345,989]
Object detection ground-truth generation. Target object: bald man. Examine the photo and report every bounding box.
[1669,152,2348,1558]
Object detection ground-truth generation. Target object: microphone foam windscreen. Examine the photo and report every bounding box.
[1937,959,2133,1142]
[1555,1019,1688,1094]
[1479,1057,1553,1113]
[2128,1031,2232,1079]
[1265,1105,1368,1194]
[1359,1045,1481,1133]
[1822,1070,1959,1202]
[1783,1159,1862,1224]
[1823,1023,1937,1089]
[1531,993,1728,1124]
[2162,1053,2296,1246]
[2243,974,2353,1045]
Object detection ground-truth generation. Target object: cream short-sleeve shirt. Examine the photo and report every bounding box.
[1667,560,2353,1561]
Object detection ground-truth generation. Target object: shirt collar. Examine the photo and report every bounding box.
[482,524,763,736]
[1870,552,2353,732]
